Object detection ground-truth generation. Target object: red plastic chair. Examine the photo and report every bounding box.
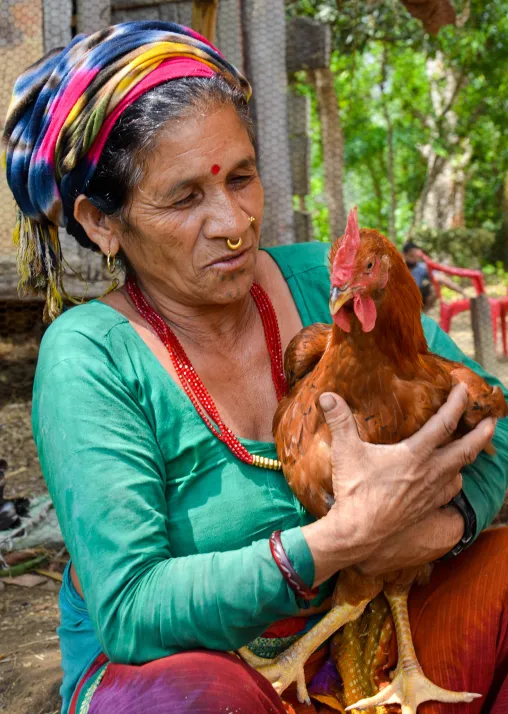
[421,254,508,356]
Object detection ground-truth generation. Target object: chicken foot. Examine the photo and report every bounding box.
[239,598,371,704]
[347,585,481,714]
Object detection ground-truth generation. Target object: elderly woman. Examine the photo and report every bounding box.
[3,22,508,714]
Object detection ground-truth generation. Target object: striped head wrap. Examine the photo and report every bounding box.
[1,21,251,320]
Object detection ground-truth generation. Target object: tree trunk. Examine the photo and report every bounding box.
[191,0,219,44]
[380,45,396,243]
[310,67,346,239]
[365,159,384,226]
[383,108,396,241]
[415,145,472,231]
[450,160,470,228]
[411,53,471,232]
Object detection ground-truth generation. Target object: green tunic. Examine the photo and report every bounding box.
[32,242,508,713]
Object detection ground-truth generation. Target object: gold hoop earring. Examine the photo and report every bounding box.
[227,237,243,251]
[107,251,116,274]
[249,216,255,225]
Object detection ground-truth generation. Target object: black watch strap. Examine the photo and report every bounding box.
[439,490,477,561]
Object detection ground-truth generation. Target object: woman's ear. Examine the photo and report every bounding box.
[73,195,120,257]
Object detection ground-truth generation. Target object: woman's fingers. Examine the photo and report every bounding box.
[433,473,463,509]
[320,392,362,458]
[406,383,469,457]
[433,417,496,477]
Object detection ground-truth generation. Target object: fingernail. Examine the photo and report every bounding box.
[320,393,336,412]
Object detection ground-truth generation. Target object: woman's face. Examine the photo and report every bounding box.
[118,103,264,306]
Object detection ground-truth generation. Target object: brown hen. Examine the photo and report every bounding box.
[239,208,508,712]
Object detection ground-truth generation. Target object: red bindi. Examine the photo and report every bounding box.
[211,164,221,175]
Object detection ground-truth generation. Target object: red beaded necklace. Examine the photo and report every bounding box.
[125,276,288,470]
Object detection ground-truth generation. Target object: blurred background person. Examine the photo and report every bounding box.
[402,241,467,312]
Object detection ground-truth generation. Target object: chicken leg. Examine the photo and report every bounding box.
[240,570,382,704]
[239,598,371,704]
[333,594,394,712]
[346,584,481,714]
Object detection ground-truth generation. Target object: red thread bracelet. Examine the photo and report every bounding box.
[269,531,319,603]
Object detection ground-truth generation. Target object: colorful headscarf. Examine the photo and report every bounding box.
[2,21,251,320]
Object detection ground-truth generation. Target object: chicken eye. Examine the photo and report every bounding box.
[366,261,374,270]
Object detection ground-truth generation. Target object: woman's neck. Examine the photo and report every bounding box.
[127,278,258,354]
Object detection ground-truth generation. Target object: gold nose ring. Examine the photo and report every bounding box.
[249,216,255,224]
[227,237,243,251]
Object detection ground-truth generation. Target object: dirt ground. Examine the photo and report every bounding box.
[0,336,45,500]
[1,305,508,714]
[0,332,63,714]
[0,578,62,714]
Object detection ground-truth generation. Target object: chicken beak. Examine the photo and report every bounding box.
[329,286,354,315]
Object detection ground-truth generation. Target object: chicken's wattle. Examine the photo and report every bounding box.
[333,294,377,333]
[353,293,377,332]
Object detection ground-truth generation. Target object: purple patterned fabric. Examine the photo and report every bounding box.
[87,650,287,714]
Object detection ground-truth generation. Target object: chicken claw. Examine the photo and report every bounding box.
[238,646,309,703]
[346,668,481,714]
[239,599,370,704]
[347,585,481,714]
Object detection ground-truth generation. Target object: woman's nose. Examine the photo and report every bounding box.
[202,189,248,240]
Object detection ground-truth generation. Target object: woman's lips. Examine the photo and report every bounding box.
[207,248,250,270]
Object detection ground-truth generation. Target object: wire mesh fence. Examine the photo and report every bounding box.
[0,1,506,378]
[0,0,315,338]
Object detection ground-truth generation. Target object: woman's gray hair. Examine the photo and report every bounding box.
[66,75,255,251]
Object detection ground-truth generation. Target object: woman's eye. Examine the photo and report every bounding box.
[230,174,253,187]
[173,193,197,208]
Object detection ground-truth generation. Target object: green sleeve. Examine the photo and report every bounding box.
[422,315,508,537]
[32,355,314,665]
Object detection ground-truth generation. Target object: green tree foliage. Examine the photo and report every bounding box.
[411,226,496,268]
[287,0,508,262]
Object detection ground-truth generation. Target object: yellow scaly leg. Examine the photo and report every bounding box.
[239,598,371,705]
[333,595,392,714]
[334,619,375,712]
[346,585,481,714]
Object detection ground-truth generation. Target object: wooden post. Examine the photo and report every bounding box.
[286,17,334,241]
[242,0,294,246]
[191,0,219,44]
[288,90,312,242]
[111,1,192,25]
[216,0,243,73]
[286,16,331,74]
[288,92,310,198]
[76,0,111,35]
[470,294,498,375]
[43,0,72,52]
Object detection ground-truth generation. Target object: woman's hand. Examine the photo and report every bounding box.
[303,384,495,587]
[322,383,493,549]
[352,506,464,578]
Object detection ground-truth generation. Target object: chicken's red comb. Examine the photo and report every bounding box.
[331,206,360,283]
